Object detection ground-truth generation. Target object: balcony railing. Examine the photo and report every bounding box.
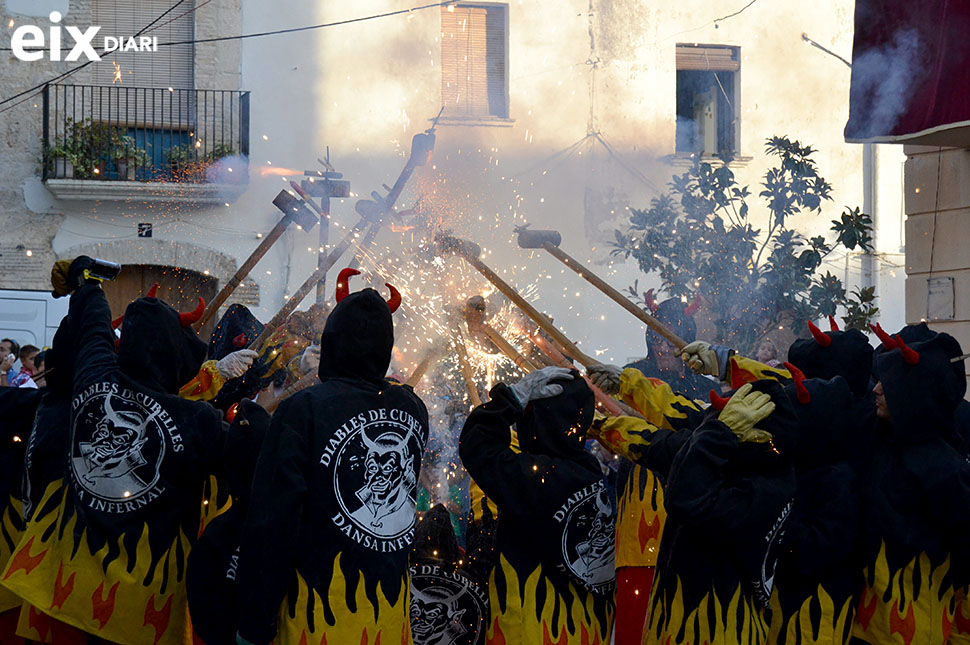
[42,84,250,184]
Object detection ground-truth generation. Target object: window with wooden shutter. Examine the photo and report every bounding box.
[675,44,740,156]
[91,0,195,125]
[441,4,509,120]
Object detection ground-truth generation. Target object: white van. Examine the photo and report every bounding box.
[0,289,69,351]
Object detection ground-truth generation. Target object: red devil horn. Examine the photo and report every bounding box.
[644,288,659,314]
[783,362,811,404]
[179,297,205,327]
[335,268,360,303]
[807,321,832,347]
[869,323,897,350]
[146,283,160,299]
[828,315,840,332]
[709,389,730,411]
[896,335,920,365]
[684,294,701,317]
[385,283,402,313]
[111,314,125,330]
[232,333,247,348]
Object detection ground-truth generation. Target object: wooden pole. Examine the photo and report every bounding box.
[541,242,687,350]
[263,371,319,413]
[478,324,537,373]
[525,332,626,416]
[195,215,293,330]
[459,253,600,369]
[452,331,482,408]
[248,218,377,350]
[406,351,437,388]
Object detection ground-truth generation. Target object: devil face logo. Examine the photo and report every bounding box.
[358,430,411,511]
[330,411,423,543]
[561,484,616,593]
[410,586,467,645]
[71,389,167,506]
[409,564,486,645]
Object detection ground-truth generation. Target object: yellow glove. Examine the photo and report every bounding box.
[50,260,74,298]
[718,383,775,443]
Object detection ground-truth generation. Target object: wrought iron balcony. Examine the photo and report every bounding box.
[42,84,250,194]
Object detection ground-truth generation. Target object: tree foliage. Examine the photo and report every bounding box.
[610,137,876,353]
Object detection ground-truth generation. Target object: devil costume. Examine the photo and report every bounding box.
[408,504,492,645]
[235,271,429,644]
[0,387,41,620]
[851,331,970,644]
[186,399,270,645]
[613,297,706,643]
[459,374,616,644]
[0,280,223,645]
[766,371,862,645]
[634,380,797,645]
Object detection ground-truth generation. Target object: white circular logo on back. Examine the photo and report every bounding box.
[70,386,172,512]
[321,407,424,551]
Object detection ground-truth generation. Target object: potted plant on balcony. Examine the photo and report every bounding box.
[111,136,152,181]
[165,144,203,182]
[71,119,119,179]
[48,140,80,179]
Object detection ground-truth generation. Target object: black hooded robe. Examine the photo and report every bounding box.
[408,504,493,645]
[851,333,970,644]
[767,376,863,645]
[0,284,223,645]
[459,377,616,644]
[643,381,797,645]
[186,399,271,645]
[235,288,429,645]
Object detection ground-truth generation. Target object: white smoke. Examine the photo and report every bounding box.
[850,28,922,137]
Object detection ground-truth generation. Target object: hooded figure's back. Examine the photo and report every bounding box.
[1,284,223,645]
[853,331,970,645]
[235,287,429,645]
[768,375,862,645]
[460,375,616,644]
[645,380,797,645]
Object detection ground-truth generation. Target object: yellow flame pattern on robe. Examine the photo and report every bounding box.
[0,479,192,645]
[275,553,410,645]
[949,587,970,645]
[0,496,25,613]
[596,369,701,570]
[766,581,854,644]
[615,466,664,568]
[645,577,765,645]
[850,542,954,645]
[485,555,613,645]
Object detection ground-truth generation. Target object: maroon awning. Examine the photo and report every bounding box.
[845,0,970,145]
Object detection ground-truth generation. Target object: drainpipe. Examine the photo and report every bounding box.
[862,142,877,290]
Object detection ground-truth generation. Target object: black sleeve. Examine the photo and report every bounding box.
[459,384,594,518]
[235,396,311,644]
[920,453,970,585]
[786,465,859,576]
[68,284,119,391]
[664,420,757,532]
[630,425,696,481]
[464,493,498,584]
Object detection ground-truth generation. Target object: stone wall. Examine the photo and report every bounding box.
[903,144,970,388]
[0,0,245,295]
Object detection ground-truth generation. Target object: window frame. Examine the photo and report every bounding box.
[437,2,514,127]
[674,44,741,159]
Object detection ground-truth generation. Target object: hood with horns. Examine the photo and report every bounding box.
[787,316,873,397]
[319,268,401,385]
[117,285,208,393]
